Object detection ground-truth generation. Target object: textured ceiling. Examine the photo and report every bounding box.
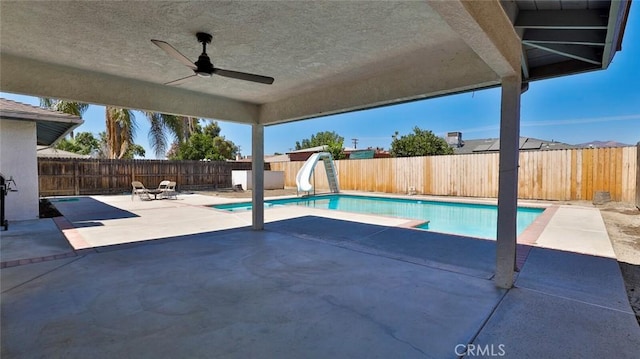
[0,1,553,125]
[1,1,462,104]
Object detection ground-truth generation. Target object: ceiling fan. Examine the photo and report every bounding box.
[151,32,274,85]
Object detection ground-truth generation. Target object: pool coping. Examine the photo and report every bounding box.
[209,191,553,210]
[209,192,551,239]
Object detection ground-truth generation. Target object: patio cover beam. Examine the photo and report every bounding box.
[0,53,259,124]
[258,47,498,125]
[428,0,521,78]
[258,0,521,126]
[602,0,631,68]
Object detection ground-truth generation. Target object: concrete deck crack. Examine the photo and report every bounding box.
[321,294,434,358]
[1,256,85,294]
[516,286,635,315]
[459,288,510,358]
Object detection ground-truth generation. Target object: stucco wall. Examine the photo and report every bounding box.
[0,119,39,221]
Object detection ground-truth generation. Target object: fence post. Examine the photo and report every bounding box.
[73,159,80,196]
[108,160,112,194]
[636,142,640,209]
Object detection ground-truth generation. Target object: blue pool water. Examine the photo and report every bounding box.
[213,195,544,239]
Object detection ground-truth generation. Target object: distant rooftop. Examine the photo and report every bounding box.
[36,145,91,159]
[452,136,575,155]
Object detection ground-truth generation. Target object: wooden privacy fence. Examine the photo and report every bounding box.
[270,146,638,203]
[38,159,266,196]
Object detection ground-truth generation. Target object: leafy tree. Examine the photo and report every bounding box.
[124,144,146,159]
[326,142,346,160]
[390,127,453,157]
[295,131,344,150]
[202,121,221,138]
[295,131,346,160]
[168,121,238,161]
[55,132,100,155]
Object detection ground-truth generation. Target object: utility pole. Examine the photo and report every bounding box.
[351,138,358,149]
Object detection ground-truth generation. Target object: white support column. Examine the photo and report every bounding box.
[251,124,265,230]
[495,75,522,289]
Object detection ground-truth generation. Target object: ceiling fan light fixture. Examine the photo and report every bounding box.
[195,54,214,77]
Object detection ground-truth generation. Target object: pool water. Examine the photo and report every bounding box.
[213,194,544,239]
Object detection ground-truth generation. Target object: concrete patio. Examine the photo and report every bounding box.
[1,194,638,358]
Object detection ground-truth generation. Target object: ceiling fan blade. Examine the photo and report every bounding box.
[151,39,197,70]
[213,68,274,85]
[165,74,197,86]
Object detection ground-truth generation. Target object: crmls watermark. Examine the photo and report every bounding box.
[454,344,506,357]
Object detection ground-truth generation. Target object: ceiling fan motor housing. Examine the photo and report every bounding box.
[194,32,214,77]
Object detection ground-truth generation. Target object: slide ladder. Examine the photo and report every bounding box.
[296,152,340,194]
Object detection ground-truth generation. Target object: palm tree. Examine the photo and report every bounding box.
[40,98,88,138]
[40,98,190,159]
[144,113,202,158]
[105,107,137,159]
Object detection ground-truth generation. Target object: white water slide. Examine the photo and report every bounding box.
[295,152,340,194]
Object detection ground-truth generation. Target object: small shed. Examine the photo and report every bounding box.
[0,98,83,221]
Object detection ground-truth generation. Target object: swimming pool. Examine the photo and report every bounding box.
[213,194,544,239]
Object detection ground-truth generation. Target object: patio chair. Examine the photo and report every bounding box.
[162,181,177,199]
[131,181,152,201]
[156,180,170,192]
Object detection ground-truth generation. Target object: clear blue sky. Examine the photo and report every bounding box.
[2,3,639,158]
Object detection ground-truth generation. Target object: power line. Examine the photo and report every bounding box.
[351,138,358,149]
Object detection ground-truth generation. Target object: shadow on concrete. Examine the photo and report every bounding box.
[2,215,639,358]
[619,262,640,325]
[0,219,75,265]
[79,215,498,280]
[50,196,138,222]
[1,218,507,358]
[267,216,497,279]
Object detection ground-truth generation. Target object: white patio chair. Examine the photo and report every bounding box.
[131,181,152,201]
[156,180,170,192]
[162,181,177,199]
